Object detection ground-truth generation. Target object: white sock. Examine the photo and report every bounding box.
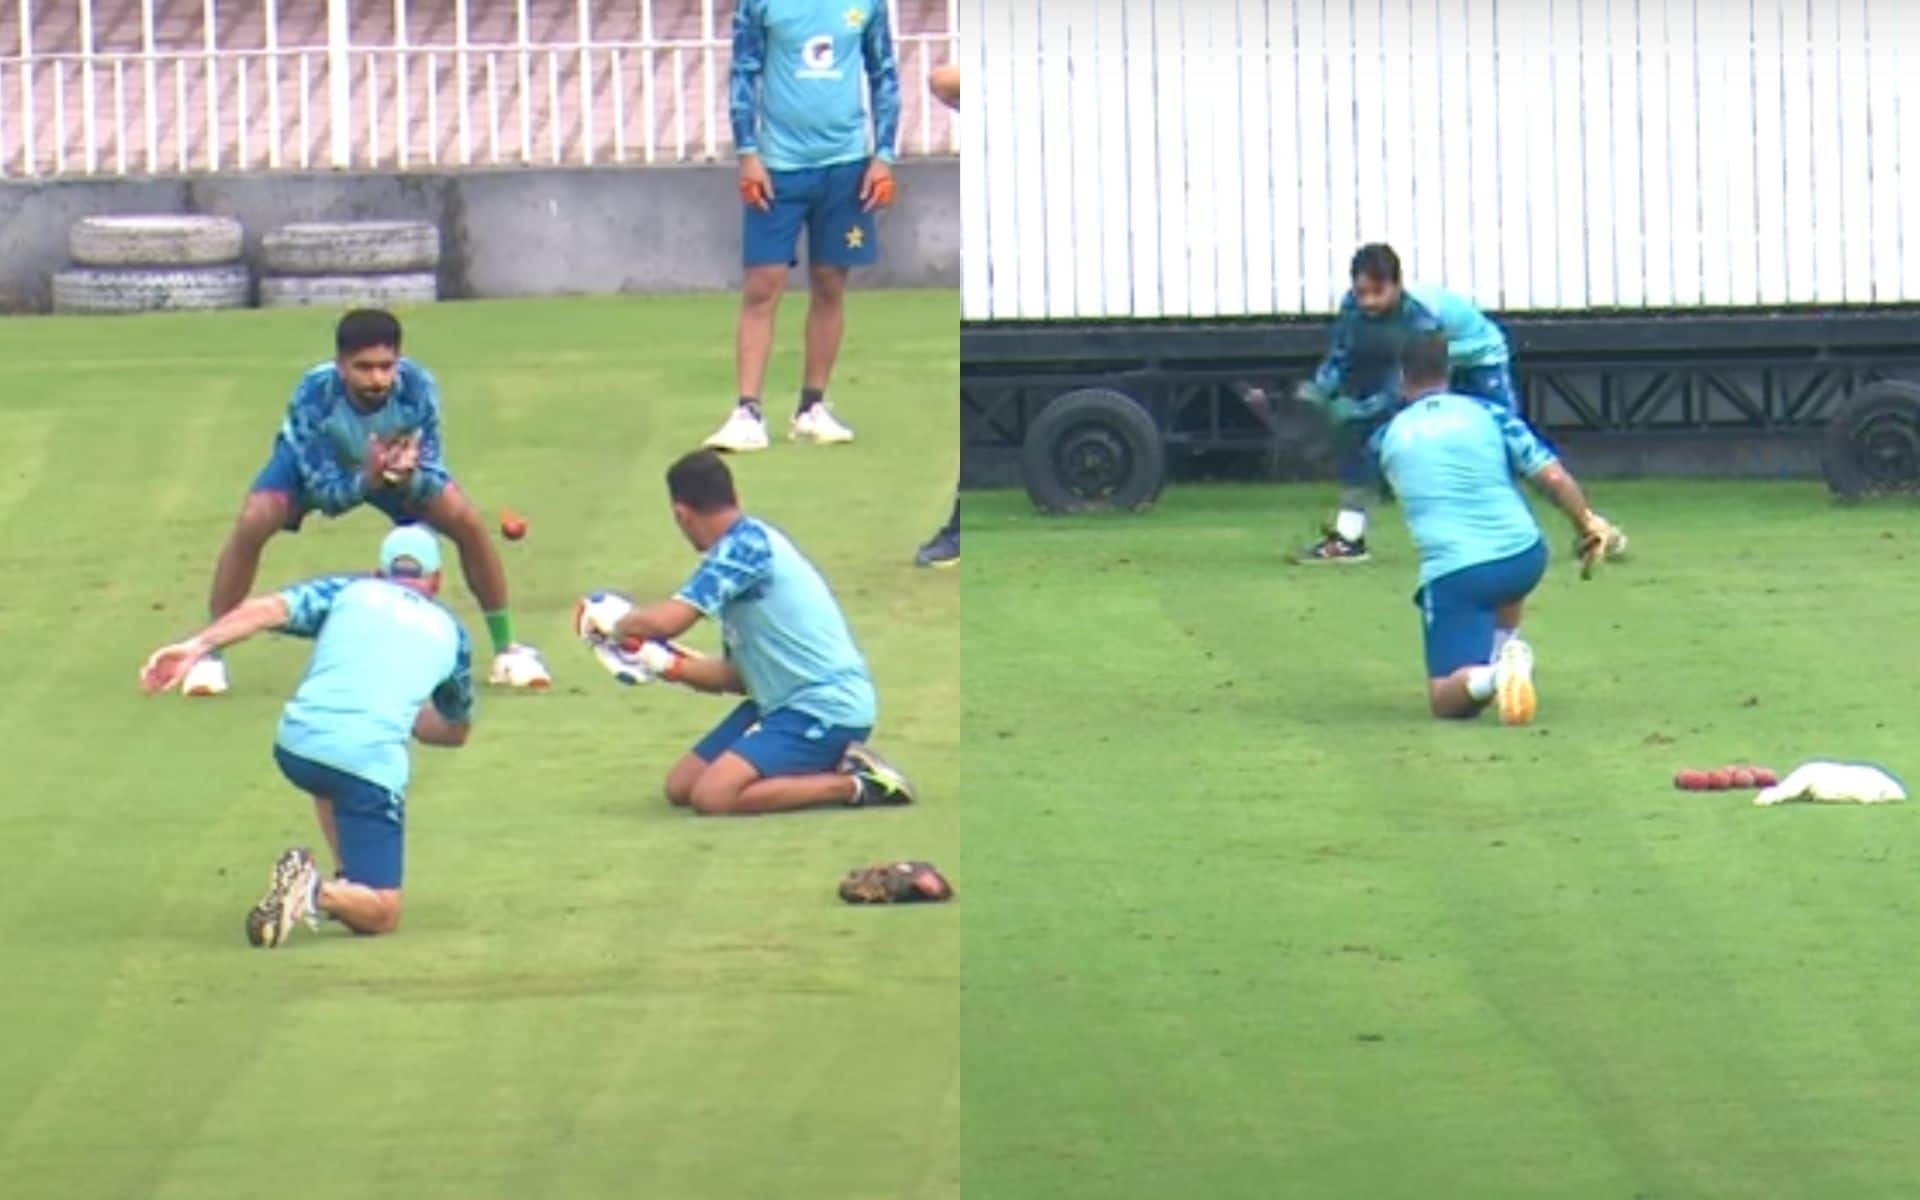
[1466,666,1497,701]
[1491,627,1518,658]
[1334,509,1367,543]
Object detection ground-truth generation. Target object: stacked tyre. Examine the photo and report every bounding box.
[259,221,441,309]
[53,216,250,315]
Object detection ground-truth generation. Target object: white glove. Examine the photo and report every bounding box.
[632,638,684,677]
[573,590,635,642]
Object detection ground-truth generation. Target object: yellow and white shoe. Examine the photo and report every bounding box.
[704,405,770,453]
[489,644,552,689]
[791,403,855,445]
[181,654,229,697]
[1494,638,1537,727]
[246,846,318,949]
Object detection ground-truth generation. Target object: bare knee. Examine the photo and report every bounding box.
[1428,689,1483,720]
[361,893,404,935]
[808,267,848,307]
[231,493,288,551]
[742,268,786,310]
[664,756,705,808]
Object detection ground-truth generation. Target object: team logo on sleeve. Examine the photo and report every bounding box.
[798,34,844,79]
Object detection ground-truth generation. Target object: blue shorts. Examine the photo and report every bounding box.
[273,745,406,889]
[1415,539,1550,677]
[743,161,879,269]
[250,435,445,532]
[691,700,871,778]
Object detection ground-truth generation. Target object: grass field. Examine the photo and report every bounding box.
[962,481,1920,1199]
[0,293,958,1198]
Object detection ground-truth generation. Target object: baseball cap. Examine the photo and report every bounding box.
[379,525,442,577]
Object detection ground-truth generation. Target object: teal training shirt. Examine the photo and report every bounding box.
[729,0,902,169]
[278,358,447,513]
[274,576,475,795]
[1373,392,1556,588]
[674,515,878,729]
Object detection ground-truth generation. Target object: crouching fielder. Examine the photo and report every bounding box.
[576,449,914,814]
[1372,335,1618,723]
[139,526,474,946]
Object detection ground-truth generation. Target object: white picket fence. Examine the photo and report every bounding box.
[0,0,958,177]
[963,0,1920,321]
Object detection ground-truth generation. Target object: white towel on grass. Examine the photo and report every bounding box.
[1754,762,1907,807]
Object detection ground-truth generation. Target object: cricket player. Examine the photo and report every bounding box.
[704,0,902,453]
[184,308,549,696]
[577,449,913,815]
[1297,243,1532,563]
[139,526,474,946]
[914,60,962,569]
[1371,335,1618,723]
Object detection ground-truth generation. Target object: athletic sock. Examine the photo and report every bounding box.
[484,610,515,655]
[1334,509,1367,543]
[738,396,763,420]
[1491,627,1518,658]
[797,387,824,416]
[1466,666,1497,701]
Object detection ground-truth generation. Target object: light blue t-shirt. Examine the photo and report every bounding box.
[729,0,902,170]
[279,358,447,514]
[273,576,475,795]
[1373,392,1557,587]
[674,515,877,729]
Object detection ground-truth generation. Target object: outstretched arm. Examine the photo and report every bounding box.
[139,595,290,693]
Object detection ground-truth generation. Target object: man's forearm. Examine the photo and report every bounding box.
[612,599,699,644]
[672,655,745,696]
[1531,462,1593,525]
[192,595,291,653]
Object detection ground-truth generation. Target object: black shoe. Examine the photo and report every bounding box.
[843,743,916,806]
[914,527,959,568]
[1295,531,1371,564]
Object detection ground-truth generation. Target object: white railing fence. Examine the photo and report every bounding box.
[0,0,958,178]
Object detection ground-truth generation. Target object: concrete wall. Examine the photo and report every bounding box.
[0,159,959,312]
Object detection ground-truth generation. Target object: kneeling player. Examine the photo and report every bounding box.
[186,308,548,696]
[1372,335,1618,723]
[577,450,913,815]
[140,527,474,945]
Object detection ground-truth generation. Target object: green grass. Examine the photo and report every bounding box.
[962,481,1920,1199]
[0,293,958,1198]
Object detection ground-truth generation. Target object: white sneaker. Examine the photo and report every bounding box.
[1494,638,1537,727]
[182,654,229,697]
[790,403,855,445]
[704,405,770,453]
[489,643,552,689]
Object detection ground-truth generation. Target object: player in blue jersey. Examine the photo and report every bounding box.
[576,450,914,815]
[140,526,475,947]
[1296,243,1628,565]
[705,0,902,453]
[183,309,549,697]
[1370,335,1620,724]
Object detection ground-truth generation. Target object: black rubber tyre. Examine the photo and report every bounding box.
[1020,387,1166,514]
[1823,379,1920,500]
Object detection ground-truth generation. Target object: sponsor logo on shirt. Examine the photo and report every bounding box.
[797,34,844,80]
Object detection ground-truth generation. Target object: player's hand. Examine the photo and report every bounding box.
[860,159,895,212]
[139,638,209,694]
[382,432,421,485]
[738,155,774,212]
[363,434,395,489]
[1573,512,1619,580]
[1293,380,1335,411]
[632,638,687,681]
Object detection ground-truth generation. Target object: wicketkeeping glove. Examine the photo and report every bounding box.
[838,861,955,905]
